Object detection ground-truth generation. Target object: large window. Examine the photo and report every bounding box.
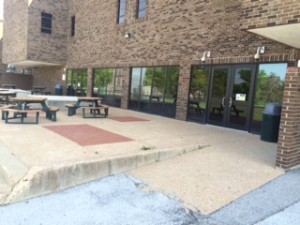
[250,63,287,133]
[41,12,52,34]
[66,69,88,96]
[93,68,124,107]
[129,66,179,118]
[187,65,210,123]
[118,0,126,24]
[137,0,147,19]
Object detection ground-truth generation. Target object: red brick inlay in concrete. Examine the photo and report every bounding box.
[44,124,133,146]
[109,116,149,122]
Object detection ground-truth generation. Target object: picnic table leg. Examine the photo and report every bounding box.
[21,113,24,123]
[4,111,8,123]
[36,111,40,124]
[104,108,108,117]
[69,108,76,116]
[46,110,56,121]
[82,108,86,118]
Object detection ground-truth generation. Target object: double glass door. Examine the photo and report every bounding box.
[207,65,255,130]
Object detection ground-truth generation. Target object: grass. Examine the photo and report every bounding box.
[140,146,155,151]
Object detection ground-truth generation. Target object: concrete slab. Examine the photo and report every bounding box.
[129,126,283,215]
[211,168,300,225]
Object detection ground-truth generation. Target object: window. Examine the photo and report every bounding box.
[71,16,75,36]
[67,69,88,96]
[41,12,52,34]
[118,0,126,24]
[250,63,287,133]
[137,0,147,19]
[93,68,124,107]
[129,66,179,118]
[187,66,210,123]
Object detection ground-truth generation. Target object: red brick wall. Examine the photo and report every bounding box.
[277,67,300,169]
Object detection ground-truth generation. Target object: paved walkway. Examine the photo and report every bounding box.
[0,169,299,225]
[0,107,283,215]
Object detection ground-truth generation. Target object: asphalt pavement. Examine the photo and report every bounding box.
[0,168,299,225]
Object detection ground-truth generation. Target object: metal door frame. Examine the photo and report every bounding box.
[207,64,256,131]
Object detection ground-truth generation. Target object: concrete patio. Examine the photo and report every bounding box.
[0,106,283,214]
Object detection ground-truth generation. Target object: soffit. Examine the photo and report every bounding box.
[248,23,300,49]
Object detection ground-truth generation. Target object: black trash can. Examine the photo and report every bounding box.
[55,84,63,95]
[260,103,282,142]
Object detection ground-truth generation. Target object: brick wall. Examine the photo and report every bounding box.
[32,66,66,94]
[66,0,296,69]
[3,0,68,65]
[241,0,300,29]
[2,0,28,64]
[27,0,68,64]
[65,0,298,118]
[176,62,192,120]
[120,67,130,109]
[0,73,33,90]
[277,67,300,169]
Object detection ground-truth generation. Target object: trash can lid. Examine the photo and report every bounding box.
[264,103,282,115]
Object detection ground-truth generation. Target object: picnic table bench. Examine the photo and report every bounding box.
[1,107,40,124]
[82,105,109,118]
[12,97,59,122]
[65,97,108,118]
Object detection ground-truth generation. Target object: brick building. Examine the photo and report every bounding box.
[2,0,300,169]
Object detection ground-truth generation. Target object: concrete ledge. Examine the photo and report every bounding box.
[2,145,205,205]
[0,144,28,186]
[0,142,28,204]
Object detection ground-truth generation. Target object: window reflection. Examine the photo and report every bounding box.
[251,63,287,133]
[67,69,88,96]
[93,68,124,107]
[129,66,179,118]
[187,66,209,123]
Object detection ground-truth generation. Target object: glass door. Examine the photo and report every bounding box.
[227,65,255,130]
[207,65,255,130]
[207,66,229,126]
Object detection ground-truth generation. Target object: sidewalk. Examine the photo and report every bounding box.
[0,107,283,214]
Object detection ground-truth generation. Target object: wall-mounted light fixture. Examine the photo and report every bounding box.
[124,32,131,39]
[254,46,265,61]
[201,51,211,63]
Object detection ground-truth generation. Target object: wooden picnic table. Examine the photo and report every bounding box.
[31,86,46,95]
[65,97,103,116]
[12,97,59,121]
[0,91,17,105]
[77,97,102,106]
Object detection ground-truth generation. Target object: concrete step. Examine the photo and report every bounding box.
[4,145,207,205]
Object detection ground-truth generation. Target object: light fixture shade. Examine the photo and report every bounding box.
[201,51,211,62]
[254,46,265,60]
[124,32,131,39]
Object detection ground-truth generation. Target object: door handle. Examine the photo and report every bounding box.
[221,97,226,107]
[228,97,232,107]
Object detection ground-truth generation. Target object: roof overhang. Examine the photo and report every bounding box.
[248,23,300,49]
[8,60,63,68]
